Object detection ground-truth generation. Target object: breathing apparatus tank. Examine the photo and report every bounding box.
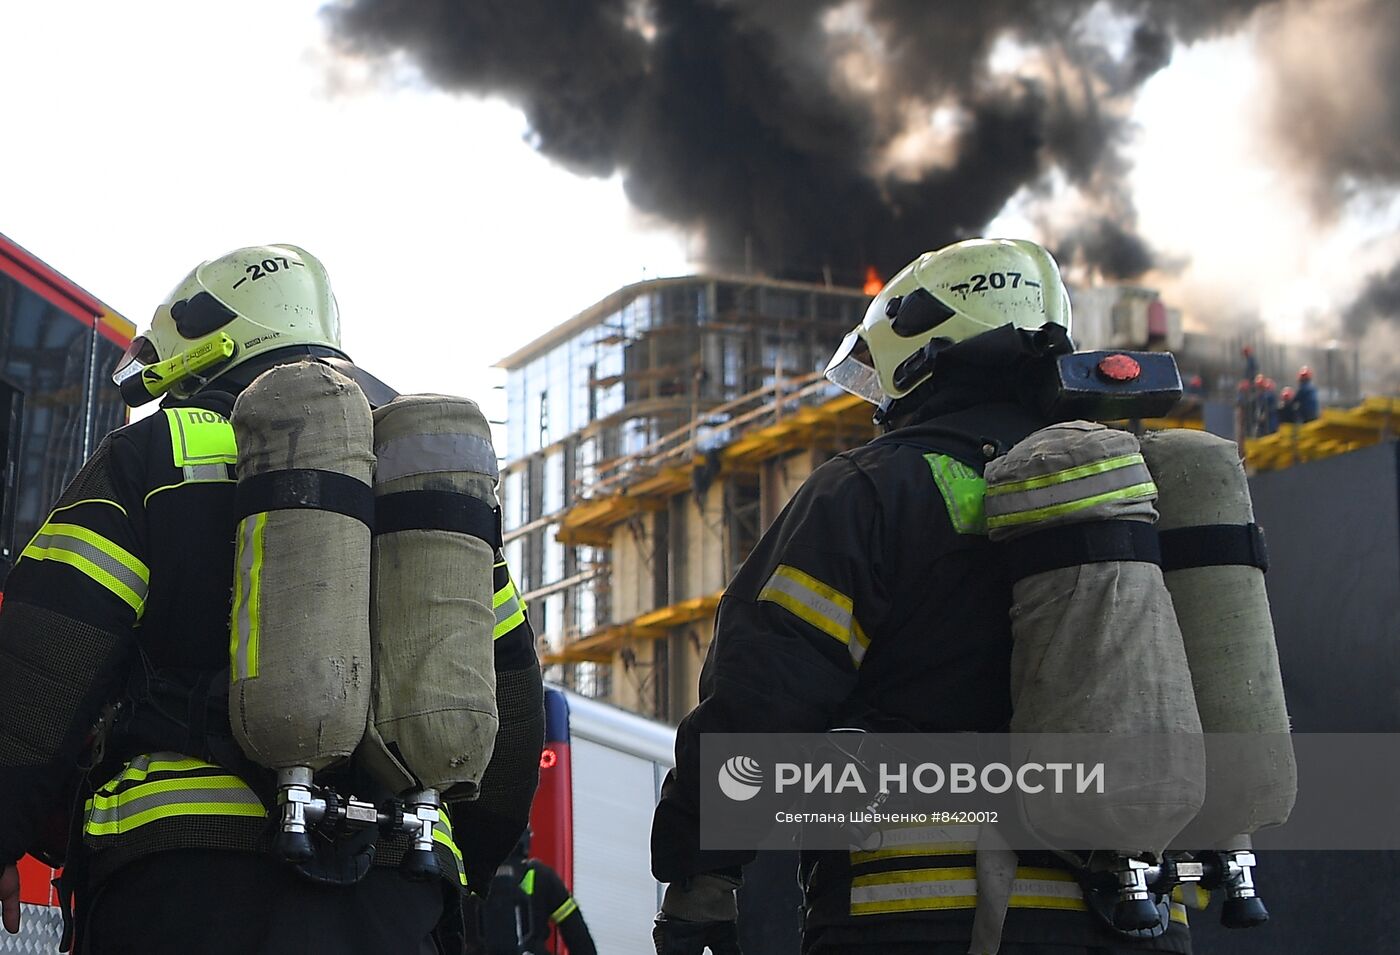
[1139,428,1297,928]
[983,422,1207,862]
[229,360,376,862]
[970,350,1293,943]
[358,394,502,877]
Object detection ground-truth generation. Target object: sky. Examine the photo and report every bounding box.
[0,0,691,420]
[3,0,1398,416]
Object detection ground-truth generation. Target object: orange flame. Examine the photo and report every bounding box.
[862,266,883,296]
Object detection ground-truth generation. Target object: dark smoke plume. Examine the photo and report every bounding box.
[323,0,1325,284]
[1344,263,1400,335]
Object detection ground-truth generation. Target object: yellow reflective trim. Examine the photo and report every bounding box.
[984,452,1146,496]
[521,867,536,895]
[433,827,467,886]
[248,514,266,678]
[493,607,527,640]
[760,588,848,645]
[88,773,251,810]
[849,619,871,668]
[1008,895,1087,912]
[758,565,854,646]
[984,482,1159,530]
[165,408,238,467]
[84,799,266,836]
[145,476,235,506]
[1171,884,1211,910]
[550,897,579,922]
[1170,901,1189,925]
[20,522,149,614]
[852,893,977,914]
[95,756,219,792]
[850,866,1086,917]
[26,522,148,583]
[232,514,267,680]
[35,498,129,527]
[493,580,517,608]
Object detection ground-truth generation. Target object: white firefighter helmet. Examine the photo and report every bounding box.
[112,244,343,406]
[824,238,1072,407]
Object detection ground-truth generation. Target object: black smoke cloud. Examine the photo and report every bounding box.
[323,0,1326,285]
[1344,263,1400,335]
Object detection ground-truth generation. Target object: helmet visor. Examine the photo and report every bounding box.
[111,335,159,386]
[824,328,884,404]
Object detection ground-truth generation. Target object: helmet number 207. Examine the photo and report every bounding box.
[949,272,1039,297]
[234,256,306,289]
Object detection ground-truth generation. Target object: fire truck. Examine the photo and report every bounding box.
[531,686,675,954]
[0,233,135,952]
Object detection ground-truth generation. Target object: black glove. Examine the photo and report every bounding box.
[653,873,743,955]
[653,915,742,955]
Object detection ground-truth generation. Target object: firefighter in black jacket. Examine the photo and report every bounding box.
[650,239,1192,955]
[475,828,597,955]
[0,244,543,954]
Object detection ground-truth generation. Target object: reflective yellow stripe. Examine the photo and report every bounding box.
[83,754,265,838]
[232,514,267,680]
[984,453,1146,497]
[848,620,871,667]
[96,754,217,788]
[984,483,1158,530]
[144,473,235,506]
[521,867,536,895]
[493,576,527,639]
[551,897,579,922]
[165,407,237,467]
[89,773,252,809]
[433,821,467,886]
[850,866,1085,917]
[32,498,129,527]
[20,521,149,615]
[758,564,856,648]
[1172,883,1211,910]
[85,798,266,836]
[850,824,980,862]
[1170,901,1189,925]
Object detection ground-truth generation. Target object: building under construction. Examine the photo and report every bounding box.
[497,274,871,706]
[499,275,1374,722]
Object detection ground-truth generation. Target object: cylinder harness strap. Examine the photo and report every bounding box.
[1159,524,1269,573]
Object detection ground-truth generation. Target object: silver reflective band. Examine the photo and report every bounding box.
[376,433,499,483]
[184,464,233,482]
[24,527,148,611]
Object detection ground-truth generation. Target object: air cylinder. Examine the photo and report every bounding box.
[363,394,500,801]
[229,360,375,773]
[984,421,1205,856]
[1138,429,1296,847]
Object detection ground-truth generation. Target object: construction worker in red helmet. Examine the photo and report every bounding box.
[1294,366,1319,422]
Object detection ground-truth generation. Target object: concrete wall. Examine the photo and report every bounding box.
[611,511,659,624]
